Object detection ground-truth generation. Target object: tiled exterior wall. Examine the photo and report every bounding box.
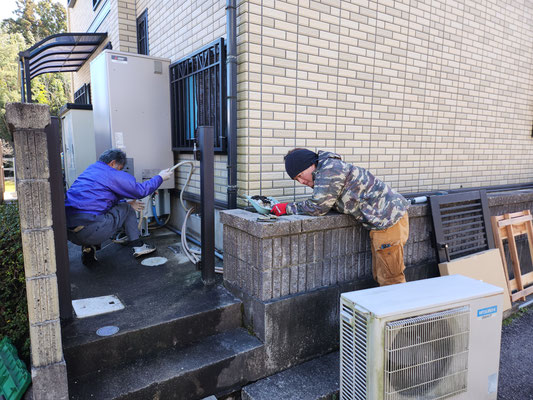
[135,0,226,61]
[68,0,139,100]
[68,0,533,206]
[67,0,114,96]
[239,0,533,204]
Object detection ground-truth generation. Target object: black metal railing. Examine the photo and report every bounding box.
[170,38,226,152]
[74,83,91,105]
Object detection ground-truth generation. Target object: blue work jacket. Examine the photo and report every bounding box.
[65,161,163,215]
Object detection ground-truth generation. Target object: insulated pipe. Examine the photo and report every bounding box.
[226,0,238,209]
[165,225,224,260]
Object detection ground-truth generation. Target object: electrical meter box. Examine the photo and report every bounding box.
[90,50,174,189]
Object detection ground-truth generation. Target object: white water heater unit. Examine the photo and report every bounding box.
[90,50,174,189]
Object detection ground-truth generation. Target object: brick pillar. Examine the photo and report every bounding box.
[5,103,68,400]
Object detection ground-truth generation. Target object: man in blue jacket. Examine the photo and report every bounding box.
[65,149,173,265]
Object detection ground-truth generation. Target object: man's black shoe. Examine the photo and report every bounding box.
[81,245,98,265]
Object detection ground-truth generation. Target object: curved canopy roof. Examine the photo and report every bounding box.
[19,32,107,80]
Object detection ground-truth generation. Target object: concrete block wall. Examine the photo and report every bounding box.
[221,206,434,301]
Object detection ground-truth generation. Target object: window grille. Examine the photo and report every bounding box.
[137,9,148,55]
[170,38,226,153]
[74,83,91,105]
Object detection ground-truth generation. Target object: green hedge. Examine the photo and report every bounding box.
[0,202,30,366]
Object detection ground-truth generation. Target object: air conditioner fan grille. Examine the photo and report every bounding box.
[384,306,470,400]
[340,302,368,400]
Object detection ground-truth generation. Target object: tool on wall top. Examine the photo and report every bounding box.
[246,195,279,215]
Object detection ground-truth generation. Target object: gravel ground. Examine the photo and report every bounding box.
[498,306,533,399]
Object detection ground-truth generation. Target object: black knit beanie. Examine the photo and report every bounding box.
[284,149,318,179]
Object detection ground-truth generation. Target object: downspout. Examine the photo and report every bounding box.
[226,0,238,209]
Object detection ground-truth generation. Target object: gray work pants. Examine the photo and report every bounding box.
[67,203,139,246]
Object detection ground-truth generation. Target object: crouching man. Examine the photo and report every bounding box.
[272,148,410,286]
[65,148,173,265]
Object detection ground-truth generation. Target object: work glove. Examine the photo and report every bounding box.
[271,203,288,216]
[158,168,173,181]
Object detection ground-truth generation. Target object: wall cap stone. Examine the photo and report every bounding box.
[220,209,356,238]
[5,102,51,131]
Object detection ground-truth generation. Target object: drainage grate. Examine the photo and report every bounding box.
[430,190,495,263]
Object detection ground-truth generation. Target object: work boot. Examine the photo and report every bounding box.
[81,245,98,265]
[132,242,156,258]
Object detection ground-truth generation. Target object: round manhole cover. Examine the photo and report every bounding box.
[96,326,120,337]
[141,256,168,267]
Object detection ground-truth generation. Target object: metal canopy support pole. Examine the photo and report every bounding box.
[19,57,26,103]
[24,57,32,103]
[199,126,216,285]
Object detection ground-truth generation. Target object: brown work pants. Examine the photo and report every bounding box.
[369,213,409,286]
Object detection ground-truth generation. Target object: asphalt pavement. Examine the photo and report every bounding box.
[498,305,533,399]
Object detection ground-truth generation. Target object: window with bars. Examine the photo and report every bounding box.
[137,9,148,55]
[74,83,91,105]
[170,38,226,153]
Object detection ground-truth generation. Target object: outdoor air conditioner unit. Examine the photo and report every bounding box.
[340,275,503,400]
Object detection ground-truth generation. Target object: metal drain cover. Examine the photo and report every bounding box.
[141,256,168,266]
[96,326,119,337]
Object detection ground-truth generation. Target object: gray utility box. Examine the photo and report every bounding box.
[90,50,174,189]
[60,104,96,189]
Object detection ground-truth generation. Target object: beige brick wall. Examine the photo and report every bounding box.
[240,0,533,202]
[67,0,115,96]
[68,0,533,205]
[68,0,138,95]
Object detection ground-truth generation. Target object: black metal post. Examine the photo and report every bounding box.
[199,126,216,285]
[24,57,32,103]
[19,58,26,103]
[46,117,72,319]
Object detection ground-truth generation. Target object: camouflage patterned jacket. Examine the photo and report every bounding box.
[286,151,409,230]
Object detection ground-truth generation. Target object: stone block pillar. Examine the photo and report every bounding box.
[5,103,68,400]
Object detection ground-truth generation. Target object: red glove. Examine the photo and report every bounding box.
[271,203,288,216]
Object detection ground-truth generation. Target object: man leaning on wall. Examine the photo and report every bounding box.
[272,148,410,286]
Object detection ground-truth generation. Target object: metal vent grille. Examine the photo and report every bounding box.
[340,301,368,400]
[430,190,495,263]
[384,306,470,400]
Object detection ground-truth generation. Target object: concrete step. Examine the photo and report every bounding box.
[242,352,339,400]
[63,283,243,378]
[69,328,264,400]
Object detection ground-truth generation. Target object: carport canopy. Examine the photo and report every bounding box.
[19,32,107,102]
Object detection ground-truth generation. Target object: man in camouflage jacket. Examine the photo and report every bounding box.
[271,148,410,286]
